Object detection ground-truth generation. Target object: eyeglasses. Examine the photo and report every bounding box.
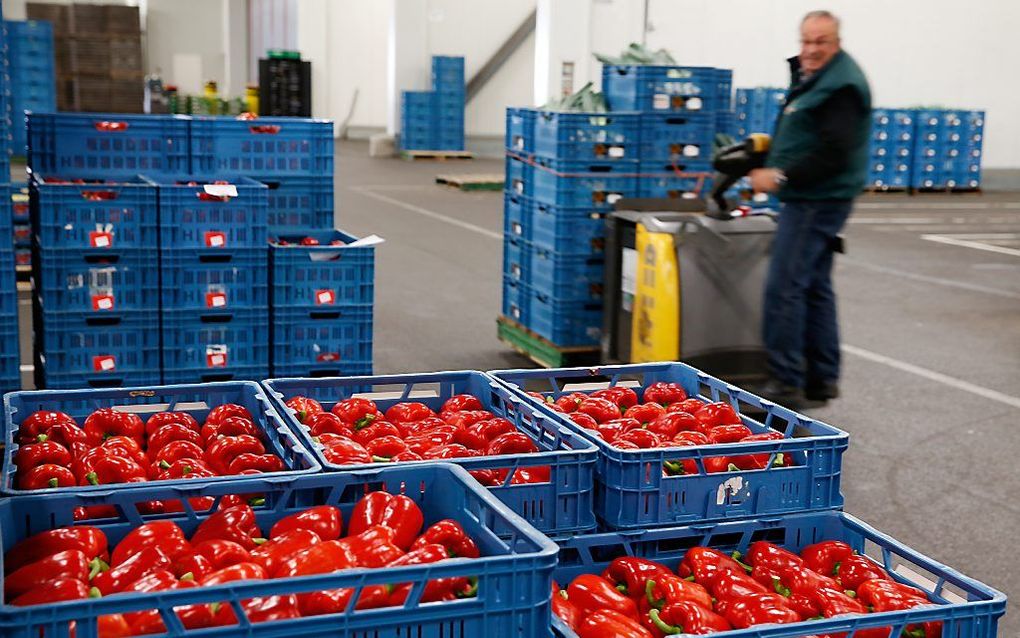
[801,37,837,47]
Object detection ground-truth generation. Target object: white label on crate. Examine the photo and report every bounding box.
[653,94,670,110]
[92,233,111,248]
[621,247,637,312]
[752,192,769,203]
[606,193,623,204]
[716,476,745,505]
[514,179,524,194]
[94,356,116,371]
[682,145,701,158]
[512,222,523,236]
[207,293,227,307]
[206,345,228,368]
[204,184,238,198]
[685,96,703,111]
[513,136,524,151]
[608,146,626,158]
[94,296,114,310]
[511,263,521,278]
[316,289,336,305]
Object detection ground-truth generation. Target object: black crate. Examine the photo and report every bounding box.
[258,58,312,117]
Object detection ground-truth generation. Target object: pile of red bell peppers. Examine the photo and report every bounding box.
[3,492,481,636]
[285,394,550,485]
[528,382,790,475]
[553,540,941,637]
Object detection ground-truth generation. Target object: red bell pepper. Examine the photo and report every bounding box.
[147,422,203,458]
[801,540,855,576]
[83,408,145,447]
[671,399,705,415]
[404,427,457,455]
[410,519,480,558]
[190,505,264,549]
[677,547,748,588]
[201,416,258,444]
[813,586,867,617]
[643,382,687,406]
[423,443,478,460]
[577,609,652,638]
[720,592,801,629]
[746,541,804,585]
[227,452,284,474]
[92,546,173,595]
[306,411,354,437]
[337,525,404,567]
[441,410,494,429]
[204,403,253,426]
[201,561,267,586]
[192,539,252,571]
[3,549,90,599]
[272,539,356,578]
[101,435,148,466]
[19,463,77,489]
[442,393,484,413]
[74,505,119,521]
[145,411,200,436]
[384,402,437,423]
[485,431,538,455]
[591,386,641,412]
[470,417,516,442]
[204,434,265,474]
[711,569,770,601]
[774,563,841,597]
[707,424,753,444]
[649,601,732,635]
[567,573,639,619]
[552,583,582,632]
[694,402,741,428]
[214,594,301,626]
[601,557,671,599]
[15,439,72,473]
[270,504,343,541]
[616,428,663,449]
[836,554,890,591]
[647,412,700,440]
[298,586,391,616]
[174,578,217,629]
[398,416,450,438]
[4,525,108,573]
[571,412,601,431]
[857,578,929,609]
[153,458,215,481]
[331,397,381,428]
[250,528,320,575]
[173,552,214,581]
[625,403,667,426]
[36,421,88,449]
[452,426,489,451]
[286,396,323,423]
[352,420,402,446]
[119,569,180,635]
[730,431,787,470]
[348,492,424,550]
[80,454,147,486]
[10,577,96,606]
[154,439,206,467]
[391,450,424,462]
[645,574,713,611]
[18,410,77,442]
[96,613,132,638]
[321,437,372,465]
[510,466,551,483]
[577,397,623,423]
[787,592,822,618]
[111,521,190,565]
[554,392,589,413]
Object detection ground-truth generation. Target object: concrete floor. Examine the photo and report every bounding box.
[335,140,1019,634]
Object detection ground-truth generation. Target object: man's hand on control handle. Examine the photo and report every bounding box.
[749,168,785,193]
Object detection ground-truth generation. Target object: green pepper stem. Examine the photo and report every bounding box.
[36,434,49,443]
[85,472,99,486]
[48,478,59,488]
[252,537,268,545]
[88,587,102,598]
[648,608,682,635]
[772,576,791,597]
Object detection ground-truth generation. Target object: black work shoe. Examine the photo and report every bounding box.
[805,382,840,401]
[753,379,810,411]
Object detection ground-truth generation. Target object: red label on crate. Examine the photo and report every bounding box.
[206,349,228,368]
[15,252,30,265]
[205,232,227,248]
[93,355,116,372]
[206,292,227,308]
[13,203,28,219]
[317,352,341,363]
[315,289,335,305]
[89,231,113,248]
[13,227,29,240]
[91,295,115,311]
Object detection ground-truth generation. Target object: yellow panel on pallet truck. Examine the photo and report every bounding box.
[630,222,680,362]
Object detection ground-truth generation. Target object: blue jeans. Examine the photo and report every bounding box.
[763,199,853,388]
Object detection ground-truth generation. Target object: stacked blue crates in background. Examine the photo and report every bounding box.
[4,20,56,157]
[0,1,10,177]
[868,108,915,190]
[0,183,19,393]
[400,56,465,151]
[912,109,984,190]
[734,87,787,138]
[10,183,29,271]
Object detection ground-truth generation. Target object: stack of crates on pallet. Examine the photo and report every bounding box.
[29,176,160,389]
[867,108,915,190]
[10,183,29,271]
[913,109,984,190]
[0,182,18,393]
[0,1,9,177]
[148,175,269,384]
[4,20,56,157]
[400,56,465,151]
[268,230,374,378]
[189,115,335,237]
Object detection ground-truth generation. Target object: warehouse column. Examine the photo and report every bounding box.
[534,0,593,106]
[221,0,249,98]
[386,0,429,137]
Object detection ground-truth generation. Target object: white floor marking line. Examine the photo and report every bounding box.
[848,217,941,224]
[921,234,1020,257]
[933,233,1020,240]
[857,202,1020,210]
[842,344,1020,410]
[350,186,502,240]
[839,258,1020,300]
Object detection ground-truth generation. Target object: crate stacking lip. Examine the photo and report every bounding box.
[551,510,1007,638]
[2,380,318,494]
[35,248,159,315]
[505,155,534,197]
[145,174,269,249]
[489,361,850,530]
[0,465,558,638]
[503,190,533,242]
[161,308,269,381]
[26,112,191,178]
[534,111,641,162]
[505,107,537,153]
[603,64,729,113]
[160,248,268,316]
[271,305,373,375]
[270,230,375,311]
[502,276,529,325]
[30,175,158,249]
[190,115,334,177]
[530,156,640,210]
[260,174,334,232]
[35,309,161,390]
[263,370,599,536]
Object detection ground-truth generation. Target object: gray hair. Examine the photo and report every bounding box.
[802,10,841,33]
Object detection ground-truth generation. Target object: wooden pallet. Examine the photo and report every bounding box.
[435,173,504,191]
[863,186,909,194]
[914,187,983,195]
[400,150,474,161]
[497,315,601,369]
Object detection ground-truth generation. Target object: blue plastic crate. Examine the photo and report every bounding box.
[505,107,537,153]
[27,112,191,178]
[0,184,12,243]
[503,190,532,242]
[532,201,606,257]
[35,310,161,390]
[0,465,557,638]
[434,133,464,151]
[503,235,529,283]
[400,131,436,151]
[490,361,850,529]
[0,322,19,394]
[2,380,318,495]
[401,89,436,110]
[639,111,716,162]
[269,230,374,311]
[603,64,726,112]
[529,247,604,302]
[35,248,159,315]
[551,510,1006,638]
[190,116,334,177]
[260,175,334,233]
[534,111,641,162]
[637,161,712,199]
[146,174,268,249]
[161,248,268,315]
[532,158,639,209]
[502,276,529,324]
[527,290,602,347]
[161,308,270,381]
[13,222,30,248]
[263,370,598,536]
[505,154,533,196]
[271,306,373,375]
[715,68,733,111]
[30,175,158,249]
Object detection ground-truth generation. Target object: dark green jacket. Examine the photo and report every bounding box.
[766,51,872,200]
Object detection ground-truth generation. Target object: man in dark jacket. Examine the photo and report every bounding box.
[748,10,871,408]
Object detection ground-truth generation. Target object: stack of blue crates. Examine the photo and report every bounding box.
[11,182,28,269]
[912,109,984,190]
[867,108,915,190]
[4,20,55,157]
[400,56,465,151]
[734,87,787,138]
[0,183,19,394]
[0,0,9,178]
